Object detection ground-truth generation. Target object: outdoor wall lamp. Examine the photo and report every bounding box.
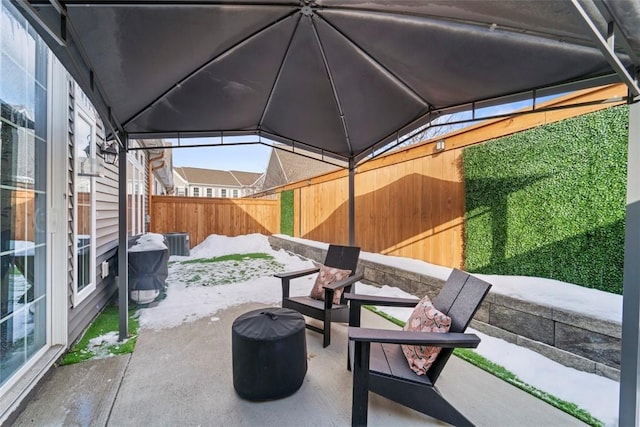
[101,140,119,165]
[435,139,446,151]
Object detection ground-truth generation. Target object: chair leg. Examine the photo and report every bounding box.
[419,387,475,427]
[323,313,331,348]
[352,341,370,427]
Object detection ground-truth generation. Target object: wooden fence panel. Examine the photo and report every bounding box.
[10,190,35,242]
[293,148,466,269]
[279,85,627,269]
[149,196,280,248]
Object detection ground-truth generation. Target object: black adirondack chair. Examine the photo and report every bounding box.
[345,268,492,426]
[275,244,362,348]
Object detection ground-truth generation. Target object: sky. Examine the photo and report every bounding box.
[111,233,619,427]
[168,94,562,174]
[171,143,273,173]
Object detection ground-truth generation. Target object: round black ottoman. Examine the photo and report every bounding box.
[232,307,307,401]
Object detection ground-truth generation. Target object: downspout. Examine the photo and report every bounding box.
[149,150,174,194]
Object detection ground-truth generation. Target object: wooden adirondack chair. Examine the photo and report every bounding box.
[345,268,492,426]
[275,244,363,347]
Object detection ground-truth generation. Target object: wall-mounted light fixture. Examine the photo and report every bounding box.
[435,139,446,152]
[101,140,119,165]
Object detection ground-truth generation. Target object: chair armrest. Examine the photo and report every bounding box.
[274,267,320,280]
[277,267,320,301]
[348,327,481,348]
[324,273,364,291]
[343,293,419,307]
[345,293,419,327]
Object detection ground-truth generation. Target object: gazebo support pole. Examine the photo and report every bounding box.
[118,135,129,341]
[620,100,640,425]
[349,159,355,246]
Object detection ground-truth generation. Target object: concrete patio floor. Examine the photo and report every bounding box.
[13,303,586,426]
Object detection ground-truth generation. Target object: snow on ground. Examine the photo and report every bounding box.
[85,331,133,360]
[278,235,622,324]
[178,233,278,260]
[139,234,315,330]
[138,233,619,426]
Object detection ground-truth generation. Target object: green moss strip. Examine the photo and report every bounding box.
[60,303,139,365]
[363,306,603,426]
[181,253,273,264]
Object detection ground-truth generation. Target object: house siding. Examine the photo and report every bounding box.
[66,81,118,345]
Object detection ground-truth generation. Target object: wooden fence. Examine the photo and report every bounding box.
[6,190,35,242]
[278,84,627,269]
[149,196,280,248]
[289,147,465,267]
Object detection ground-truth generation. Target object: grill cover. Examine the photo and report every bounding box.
[127,248,169,292]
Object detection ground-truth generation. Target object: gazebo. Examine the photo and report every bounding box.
[15,0,640,422]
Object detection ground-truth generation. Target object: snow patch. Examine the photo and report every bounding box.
[129,232,168,252]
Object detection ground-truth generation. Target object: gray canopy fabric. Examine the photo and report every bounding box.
[19,0,640,163]
[15,1,640,424]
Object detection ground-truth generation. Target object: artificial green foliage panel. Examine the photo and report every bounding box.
[463,106,628,294]
[280,190,294,236]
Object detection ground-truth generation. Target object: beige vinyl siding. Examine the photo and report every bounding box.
[66,80,118,345]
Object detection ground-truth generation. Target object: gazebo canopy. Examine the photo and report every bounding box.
[15,1,640,424]
[19,0,640,163]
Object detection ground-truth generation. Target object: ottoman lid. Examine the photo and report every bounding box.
[233,308,304,341]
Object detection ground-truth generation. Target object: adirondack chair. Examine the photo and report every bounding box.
[345,268,492,426]
[275,244,362,347]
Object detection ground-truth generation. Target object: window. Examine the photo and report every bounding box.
[177,187,186,196]
[74,109,96,305]
[0,0,49,387]
[220,189,227,198]
[232,189,239,198]
[127,142,146,236]
[206,188,212,197]
[193,187,200,197]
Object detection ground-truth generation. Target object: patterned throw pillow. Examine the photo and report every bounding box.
[309,264,352,305]
[401,295,451,375]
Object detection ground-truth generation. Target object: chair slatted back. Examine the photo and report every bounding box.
[428,269,492,384]
[324,245,360,276]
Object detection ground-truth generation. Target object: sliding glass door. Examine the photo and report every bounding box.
[0,0,48,388]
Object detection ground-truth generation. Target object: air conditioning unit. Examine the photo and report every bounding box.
[163,232,190,256]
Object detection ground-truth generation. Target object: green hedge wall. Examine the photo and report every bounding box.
[463,105,628,294]
[280,190,294,236]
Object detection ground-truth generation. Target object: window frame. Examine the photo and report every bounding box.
[72,107,97,307]
[127,142,146,237]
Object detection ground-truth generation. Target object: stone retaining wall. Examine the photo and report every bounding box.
[269,236,621,381]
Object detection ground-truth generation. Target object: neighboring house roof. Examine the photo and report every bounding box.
[172,169,189,187]
[261,146,339,191]
[230,170,263,187]
[174,166,262,188]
